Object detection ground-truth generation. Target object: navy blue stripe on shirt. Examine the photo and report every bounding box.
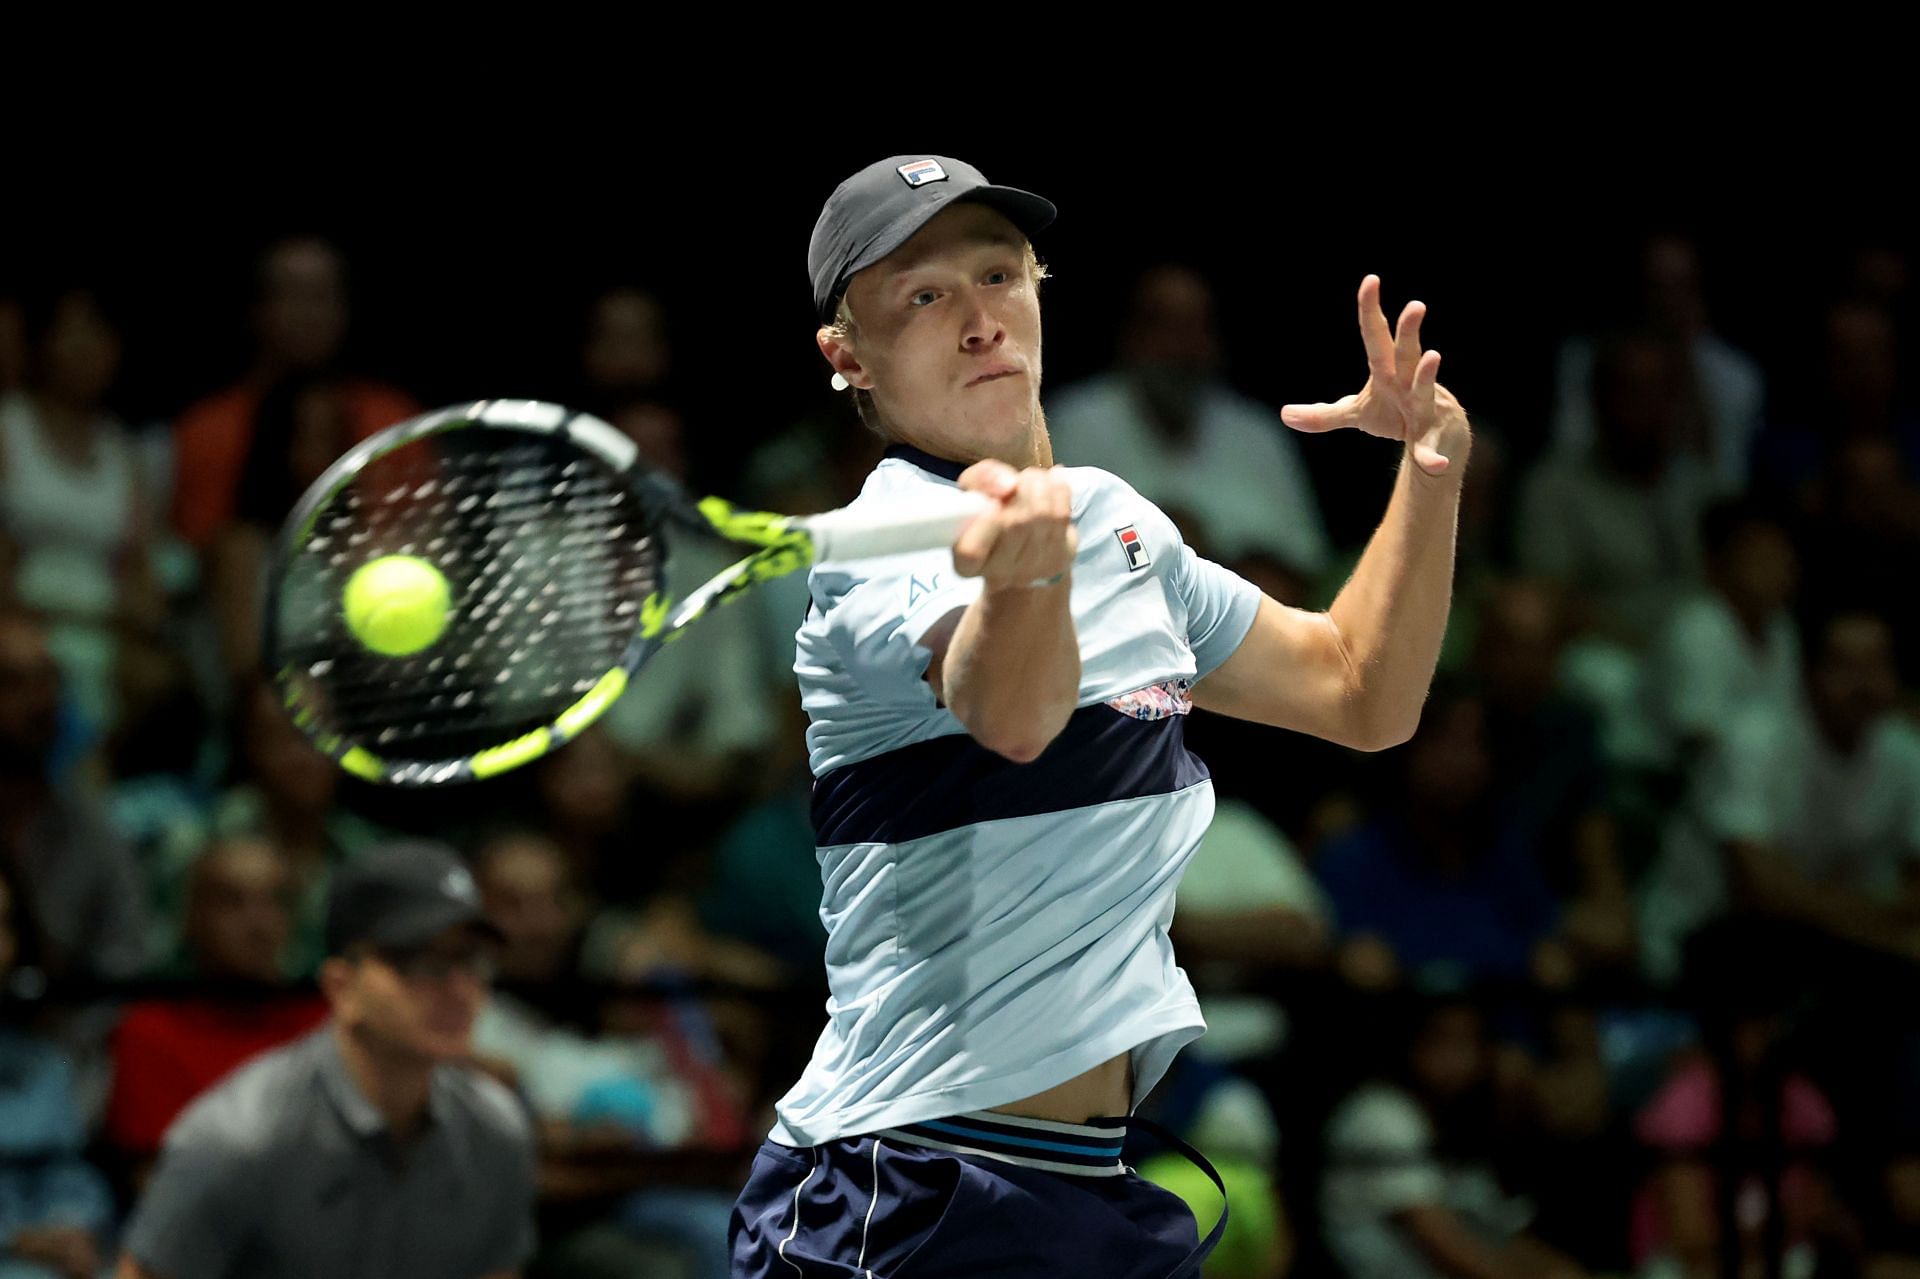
[812,703,1209,846]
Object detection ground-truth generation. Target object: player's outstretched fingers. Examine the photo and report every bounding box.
[1280,393,1360,433]
[1393,300,1427,388]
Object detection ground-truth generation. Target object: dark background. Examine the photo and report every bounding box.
[20,117,1915,544]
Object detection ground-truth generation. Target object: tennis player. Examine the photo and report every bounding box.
[729,155,1471,1278]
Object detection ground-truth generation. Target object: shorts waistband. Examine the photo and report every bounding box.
[874,1109,1129,1177]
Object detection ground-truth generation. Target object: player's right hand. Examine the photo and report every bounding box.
[953,460,1077,591]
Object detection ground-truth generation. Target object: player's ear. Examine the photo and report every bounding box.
[817,327,873,392]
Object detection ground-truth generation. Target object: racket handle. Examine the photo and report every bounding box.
[803,488,992,563]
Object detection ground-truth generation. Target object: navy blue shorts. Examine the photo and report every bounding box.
[729,1111,1224,1278]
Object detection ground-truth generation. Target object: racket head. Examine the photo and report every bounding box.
[265,400,676,786]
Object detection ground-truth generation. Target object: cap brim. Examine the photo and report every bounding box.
[357,901,505,953]
[829,184,1057,320]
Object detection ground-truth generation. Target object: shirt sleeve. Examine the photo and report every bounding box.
[1166,538,1261,680]
[1657,602,1738,743]
[813,548,984,701]
[122,1131,255,1278]
[1696,708,1784,845]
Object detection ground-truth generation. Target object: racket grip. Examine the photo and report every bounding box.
[803,488,992,563]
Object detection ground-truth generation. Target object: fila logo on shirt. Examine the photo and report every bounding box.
[1114,525,1151,572]
[897,159,947,187]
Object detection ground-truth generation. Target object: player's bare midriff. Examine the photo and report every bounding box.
[989,1050,1132,1123]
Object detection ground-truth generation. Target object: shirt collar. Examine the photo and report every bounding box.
[883,442,966,482]
[316,1025,442,1141]
[316,1027,385,1139]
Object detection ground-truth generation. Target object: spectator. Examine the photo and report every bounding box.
[147,683,389,977]
[169,237,416,549]
[528,728,653,909]
[0,863,116,1279]
[1794,434,1920,682]
[1639,608,1920,985]
[118,841,536,1279]
[692,696,830,974]
[1322,996,1586,1279]
[1509,1004,1634,1274]
[578,286,673,417]
[204,372,357,682]
[0,610,148,982]
[1314,682,1569,991]
[470,831,742,1279]
[594,401,782,827]
[0,284,161,735]
[1518,329,1713,651]
[1866,1151,1920,1279]
[1046,263,1331,576]
[106,839,329,1166]
[106,638,216,868]
[1171,796,1331,1064]
[1631,946,1852,1278]
[1551,232,1764,492]
[1471,580,1637,970]
[471,829,746,1151]
[1644,500,1802,776]
[1753,300,1920,509]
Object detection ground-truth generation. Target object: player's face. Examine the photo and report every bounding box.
[836,204,1044,465]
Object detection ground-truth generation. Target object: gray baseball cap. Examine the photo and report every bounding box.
[323,840,501,956]
[808,155,1055,324]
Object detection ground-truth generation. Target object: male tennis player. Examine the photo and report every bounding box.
[730,155,1470,1278]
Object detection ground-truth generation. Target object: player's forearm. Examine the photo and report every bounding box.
[1325,434,1468,749]
[943,579,1080,763]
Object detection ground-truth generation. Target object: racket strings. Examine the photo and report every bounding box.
[275,431,660,762]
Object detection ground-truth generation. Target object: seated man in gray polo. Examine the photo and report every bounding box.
[118,841,538,1279]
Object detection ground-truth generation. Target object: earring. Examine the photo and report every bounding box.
[830,372,851,392]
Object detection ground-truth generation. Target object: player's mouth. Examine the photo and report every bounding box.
[965,364,1023,388]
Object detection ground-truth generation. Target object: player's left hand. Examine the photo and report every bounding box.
[1280,275,1471,477]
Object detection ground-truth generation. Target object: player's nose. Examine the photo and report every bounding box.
[958,289,1005,351]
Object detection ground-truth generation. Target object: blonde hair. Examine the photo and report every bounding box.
[827,243,1048,437]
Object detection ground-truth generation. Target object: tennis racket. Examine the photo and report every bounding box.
[265,398,986,786]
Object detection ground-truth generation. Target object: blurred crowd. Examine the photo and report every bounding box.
[1,229,1917,1279]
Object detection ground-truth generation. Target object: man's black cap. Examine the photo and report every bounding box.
[808,155,1055,324]
[323,840,501,956]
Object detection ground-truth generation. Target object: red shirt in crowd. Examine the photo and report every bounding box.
[170,381,417,548]
[106,996,330,1153]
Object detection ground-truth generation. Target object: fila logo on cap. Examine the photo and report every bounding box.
[1115,525,1151,572]
[897,159,948,187]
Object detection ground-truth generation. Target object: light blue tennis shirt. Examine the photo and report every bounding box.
[770,444,1262,1147]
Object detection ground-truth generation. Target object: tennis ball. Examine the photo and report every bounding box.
[342,555,452,657]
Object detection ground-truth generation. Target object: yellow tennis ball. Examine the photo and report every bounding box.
[342,555,452,657]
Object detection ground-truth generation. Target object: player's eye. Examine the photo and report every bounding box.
[909,290,939,308]
[985,269,1011,286]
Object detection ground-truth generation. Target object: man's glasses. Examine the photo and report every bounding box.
[373,944,497,984]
